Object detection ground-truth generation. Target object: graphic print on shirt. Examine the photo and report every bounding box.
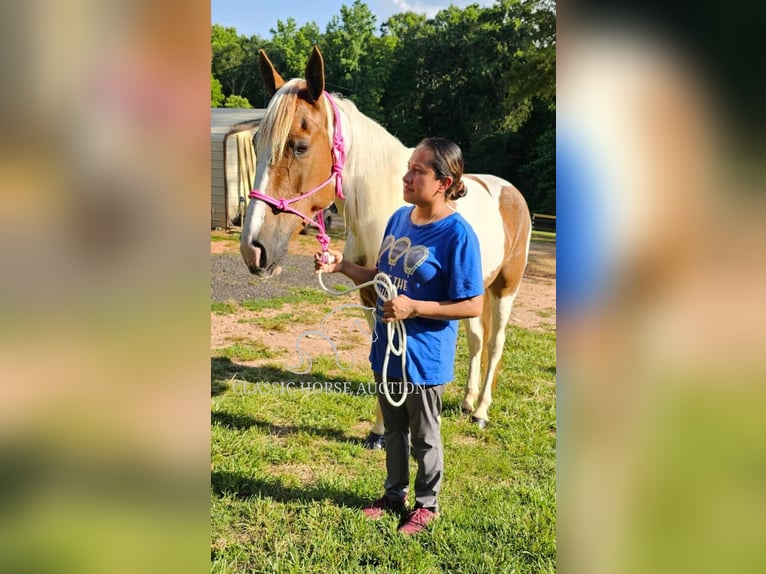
[377,234,431,293]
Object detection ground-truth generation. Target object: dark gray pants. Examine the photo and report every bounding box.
[375,373,444,511]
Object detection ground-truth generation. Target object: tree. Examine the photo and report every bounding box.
[211,73,224,107]
[269,18,322,79]
[323,1,377,84]
[210,1,556,212]
[212,25,265,100]
[321,0,394,121]
[378,0,556,212]
[378,11,430,143]
[224,94,252,109]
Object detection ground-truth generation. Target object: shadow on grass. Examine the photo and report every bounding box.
[211,357,373,396]
[211,469,370,509]
[211,410,364,445]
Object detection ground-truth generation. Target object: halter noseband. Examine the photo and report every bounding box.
[248,91,346,255]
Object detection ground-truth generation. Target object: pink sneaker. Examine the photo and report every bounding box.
[398,506,438,535]
[362,495,406,520]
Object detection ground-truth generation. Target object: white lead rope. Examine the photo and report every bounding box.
[317,270,408,407]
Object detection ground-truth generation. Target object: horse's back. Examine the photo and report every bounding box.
[457,174,531,288]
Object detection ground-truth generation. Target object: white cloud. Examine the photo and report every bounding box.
[386,0,496,20]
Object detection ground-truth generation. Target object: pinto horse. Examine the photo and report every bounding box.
[241,47,531,446]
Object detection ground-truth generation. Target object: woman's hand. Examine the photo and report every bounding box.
[382,295,419,322]
[314,249,344,274]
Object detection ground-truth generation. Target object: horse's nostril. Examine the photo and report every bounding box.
[252,240,267,268]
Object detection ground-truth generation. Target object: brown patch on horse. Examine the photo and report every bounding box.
[274,92,335,214]
[488,184,532,299]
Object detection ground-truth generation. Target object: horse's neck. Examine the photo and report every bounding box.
[338,102,411,264]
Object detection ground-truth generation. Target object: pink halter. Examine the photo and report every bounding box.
[248,91,346,256]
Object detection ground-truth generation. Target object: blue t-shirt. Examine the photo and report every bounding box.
[369,206,484,385]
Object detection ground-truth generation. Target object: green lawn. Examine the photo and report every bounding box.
[211,321,556,573]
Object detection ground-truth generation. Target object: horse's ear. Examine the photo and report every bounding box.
[259,50,285,97]
[304,46,325,103]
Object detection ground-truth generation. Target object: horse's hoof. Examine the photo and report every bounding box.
[461,408,474,416]
[471,417,488,430]
[363,432,385,450]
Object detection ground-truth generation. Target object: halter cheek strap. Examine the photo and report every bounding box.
[248,91,346,256]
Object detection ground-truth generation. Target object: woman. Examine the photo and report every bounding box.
[315,138,484,535]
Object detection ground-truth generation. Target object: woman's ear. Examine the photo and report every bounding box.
[440,176,454,191]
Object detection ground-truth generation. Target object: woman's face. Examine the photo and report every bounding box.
[402,146,448,205]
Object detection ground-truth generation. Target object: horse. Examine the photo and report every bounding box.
[240,46,531,447]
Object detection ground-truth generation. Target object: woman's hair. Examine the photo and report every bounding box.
[417,137,467,200]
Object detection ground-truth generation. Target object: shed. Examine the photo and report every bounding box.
[211,108,267,229]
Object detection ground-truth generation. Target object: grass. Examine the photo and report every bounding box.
[212,301,239,315]
[212,288,336,316]
[211,323,556,573]
[211,233,241,242]
[531,230,555,243]
[214,341,286,362]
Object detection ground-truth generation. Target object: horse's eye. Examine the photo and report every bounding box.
[294,142,310,157]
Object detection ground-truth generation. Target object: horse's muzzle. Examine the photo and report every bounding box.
[241,239,267,273]
[241,240,284,278]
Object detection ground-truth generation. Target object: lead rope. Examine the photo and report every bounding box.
[317,270,408,407]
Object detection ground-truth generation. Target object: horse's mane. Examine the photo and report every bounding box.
[332,97,412,263]
[256,79,304,164]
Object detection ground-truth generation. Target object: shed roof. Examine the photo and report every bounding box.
[211,108,267,137]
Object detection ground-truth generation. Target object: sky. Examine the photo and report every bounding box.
[211,0,497,39]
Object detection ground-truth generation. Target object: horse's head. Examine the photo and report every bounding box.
[240,46,339,277]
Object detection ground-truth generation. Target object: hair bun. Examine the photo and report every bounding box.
[448,179,467,200]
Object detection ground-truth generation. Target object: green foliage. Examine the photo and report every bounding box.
[519,114,556,214]
[211,24,269,108]
[323,1,377,81]
[211,73,224,107]
[270,18,322,79]
[210,0,556,213]
[211,24,250,96]
[224,94,252,109]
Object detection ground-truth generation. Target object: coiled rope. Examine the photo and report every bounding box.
[317,269,408,407]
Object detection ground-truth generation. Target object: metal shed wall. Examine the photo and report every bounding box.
[210,133,227,229]
[211,108,266,229]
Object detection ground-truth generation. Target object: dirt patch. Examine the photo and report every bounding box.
[211,231,555,369]
[513,239,556,331]
[211,298,373,371]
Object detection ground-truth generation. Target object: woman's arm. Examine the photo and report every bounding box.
[314,249,378,285]
[382,294,483,323]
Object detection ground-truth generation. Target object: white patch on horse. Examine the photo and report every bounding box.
[249,154,271,236]
[454,175,507,281]
[240,149,271,268]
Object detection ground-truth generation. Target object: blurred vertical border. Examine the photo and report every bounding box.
[0,1,211,573]
[559,1,766,573]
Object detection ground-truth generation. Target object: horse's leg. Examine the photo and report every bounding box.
[471,188,531,428]
[472,290,517,427]
[461,315,485,414]
[371,401,385,434]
